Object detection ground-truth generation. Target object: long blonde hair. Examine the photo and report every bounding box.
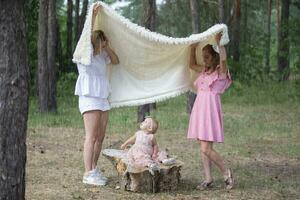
[91,30,107,55]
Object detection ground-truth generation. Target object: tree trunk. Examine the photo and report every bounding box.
[137,104,150,123]
[225,0,233,24]
[218,0,225,23]
[74,0,80,42]
[0,0,29,198]
[38,0,49,112]
[137,0,157,122]
[232,0,241,62]
[277,0,290,80]
[242,0,248,44]
[187,0,200,114]
[190,0,199,33]
[57,23,63,71]
[79,0,89,39]
[38,0,57,112]
[102,149,183,193]
[226,0,234,58]
[277,0,280,34]
[47,0,57,111]
[143,0,156,31]
[66,0,73,64]
[265,0,272,74]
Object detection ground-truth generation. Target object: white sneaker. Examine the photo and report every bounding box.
[93,167,108,182]
[82,170,107,186]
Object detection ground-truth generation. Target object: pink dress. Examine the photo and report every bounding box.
[126,131,157,169]
[187,68,232,143]
[126,131,168,169]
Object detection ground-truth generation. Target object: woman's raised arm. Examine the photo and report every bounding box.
[92,4,101,31]
[189,43,204,73]
[215,33,228,74]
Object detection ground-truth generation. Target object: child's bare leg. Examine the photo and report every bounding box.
[92,111,108,169]
[200,140,227,177]
[199,142,213,182]
[83,110,101,173]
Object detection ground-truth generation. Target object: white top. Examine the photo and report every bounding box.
[75,50,111,98]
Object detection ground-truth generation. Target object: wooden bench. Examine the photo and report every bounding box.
[102,149,183,193]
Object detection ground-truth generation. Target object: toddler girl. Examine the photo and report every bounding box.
[121,117,173,172]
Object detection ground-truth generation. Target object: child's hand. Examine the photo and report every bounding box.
[93,4,102,16]
[120,143,126,150]
[190,42,199,49]
[215,32,222,45]
[152,153,158,160]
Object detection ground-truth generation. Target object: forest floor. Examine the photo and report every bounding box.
[25,81,300,200]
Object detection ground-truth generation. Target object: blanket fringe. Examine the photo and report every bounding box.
[110,86,191,108]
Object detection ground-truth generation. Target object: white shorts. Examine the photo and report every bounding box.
[78,96,110,115]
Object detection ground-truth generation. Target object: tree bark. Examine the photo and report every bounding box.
[232,0,241,62]
[226,0,234,57]
[38,0,57,112]
[242,0,248,44]
[265,0,272,74]
[38,0,49,112]
[0,0,29,198]
[47,0,57,111]
[66,0,73,63]
[137,104,150,123]
[57,23,63,71]
[79,0,89,39]
[137,0,157,122]
[74,0,80,42]
[190,0,199,33]
[277,0,281,34]
[143,0,156,31]
[277,0,290,80]
[218,0,225,23]
[187,0,200,114]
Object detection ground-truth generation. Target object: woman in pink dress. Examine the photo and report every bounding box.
[187,33,234,190]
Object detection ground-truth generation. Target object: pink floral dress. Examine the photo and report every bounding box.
[127,131,155,167]
[126,131,157,169]
[187,67,232,143]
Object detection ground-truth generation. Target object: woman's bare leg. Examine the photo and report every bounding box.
[83,110,101,173]
[92,110,108,169]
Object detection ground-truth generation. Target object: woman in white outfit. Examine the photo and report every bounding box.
[75,4,119,186]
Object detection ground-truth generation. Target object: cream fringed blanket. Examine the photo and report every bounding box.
[72,2,229,108]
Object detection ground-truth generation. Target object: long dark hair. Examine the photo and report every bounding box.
[202,44,220,70]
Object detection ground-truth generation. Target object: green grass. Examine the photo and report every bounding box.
[26,80,300,199]
[28,79,300,137]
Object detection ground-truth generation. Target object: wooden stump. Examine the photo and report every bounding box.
[102,149,183,193]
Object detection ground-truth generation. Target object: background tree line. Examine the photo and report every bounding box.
[24,0,300,114]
